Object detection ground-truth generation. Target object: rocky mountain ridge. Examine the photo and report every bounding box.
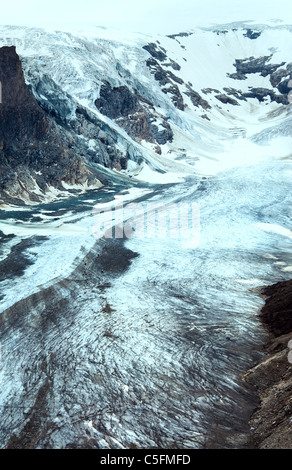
[0,24,292,204]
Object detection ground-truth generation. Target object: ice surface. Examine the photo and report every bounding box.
[0,23,292,449]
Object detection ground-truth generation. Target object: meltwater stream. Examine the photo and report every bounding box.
[0,158,291,449]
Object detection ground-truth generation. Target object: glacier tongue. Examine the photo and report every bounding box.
[0,23,292,449]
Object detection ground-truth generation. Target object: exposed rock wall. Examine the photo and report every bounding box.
[0,47,132,205]
[243,280,292,448]
[0,46,93,203]
[95,80,173,146]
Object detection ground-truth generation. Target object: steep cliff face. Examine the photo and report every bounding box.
[0,46,135,205]
[0,46,96,204]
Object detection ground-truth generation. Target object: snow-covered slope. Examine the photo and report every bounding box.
[0,22,292,205]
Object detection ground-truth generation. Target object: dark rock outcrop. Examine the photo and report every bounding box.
[243,29,262,40]
[144,51,185,111]
[167,32,194,40]
[228,56,286,81]
[0,46,98,203]
[202,88,220,95]
[227,56,292,103]
[260,281,292,337]
[164,59,181,71]
[184,85,211,110]
[215,94,239,106]
[242,87,288,104]
[243,280,292,448]
[143,42,181,70]
[219,86,288,105]
[95,80,173,144]
[214,30,229,35]
[223,87,248,101]
[142,43,167,62]
[270,64,292,89]
[95,81,140,119]
[162,83,185,111]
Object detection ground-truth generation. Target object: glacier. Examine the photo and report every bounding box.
[0,22,291,449]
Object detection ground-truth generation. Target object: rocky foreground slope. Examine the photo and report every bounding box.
[244,280,292,448]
